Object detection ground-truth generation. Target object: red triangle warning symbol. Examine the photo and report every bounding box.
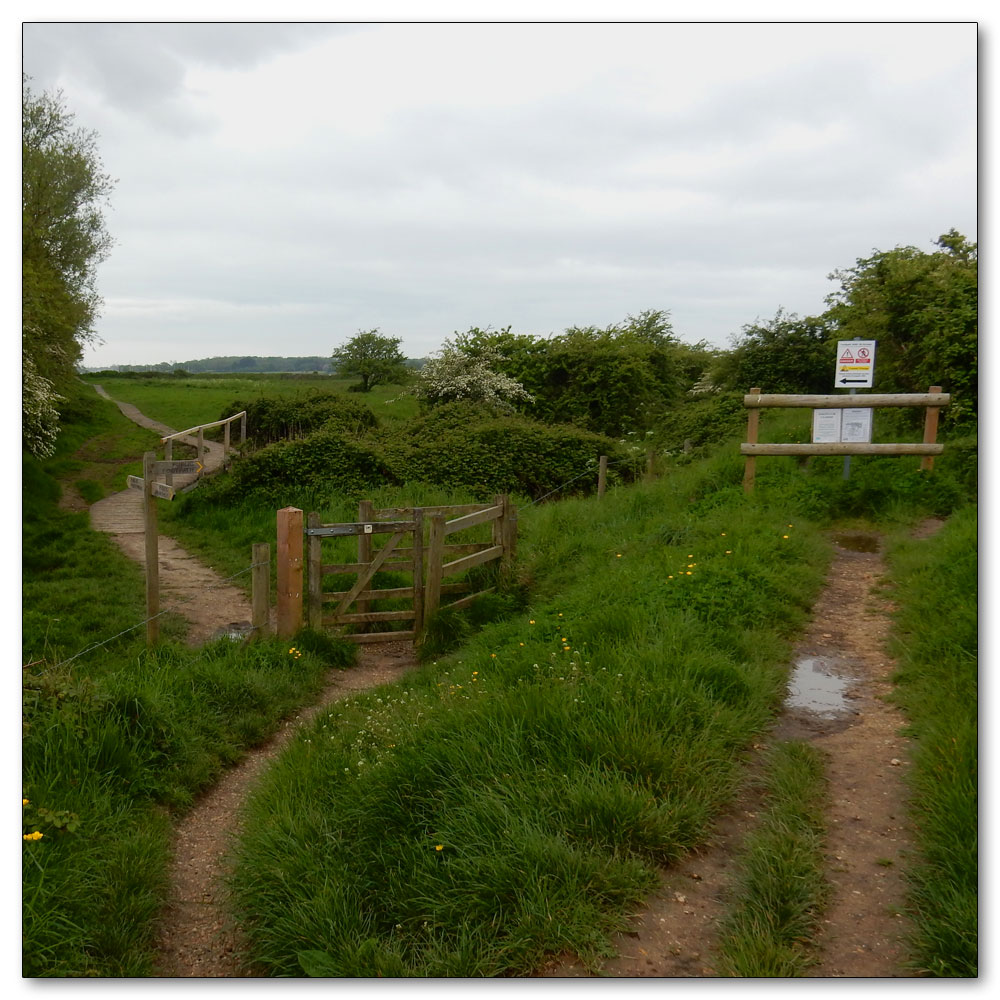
[840,349,855,363]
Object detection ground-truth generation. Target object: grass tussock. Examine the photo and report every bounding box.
[884,506,978,977]
[714,741,829,976]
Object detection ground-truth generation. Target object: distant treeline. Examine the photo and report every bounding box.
[81,356,427,374]
[82,356,335,374]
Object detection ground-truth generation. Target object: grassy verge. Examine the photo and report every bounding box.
[884,505,978,976]
[228,459,832,976]
[22,390,358,977]
[714,741,829,976]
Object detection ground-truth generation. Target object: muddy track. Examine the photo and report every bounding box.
[541,524,937,979]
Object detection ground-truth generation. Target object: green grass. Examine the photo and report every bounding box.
[80,373,421,432]
[22,388,359,977]
[714,741,830,976]
[228,461,833,976]
[884,506,978,976]
[22,379,977,977]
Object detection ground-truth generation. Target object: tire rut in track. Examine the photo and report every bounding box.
[540,525,935,979]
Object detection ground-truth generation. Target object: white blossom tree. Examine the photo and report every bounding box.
[22,348,63,459]
[413,338,534,411]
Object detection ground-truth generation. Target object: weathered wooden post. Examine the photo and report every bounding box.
[307,512,323,629]
[251,542,270,638]
[197,426,205,461]
[163,437,173,487]
[412,508,425,636]
[921,386,943,472]
[501,495,517,583]
[425,513,446,620]
[224,418,231,458]
[143,451,160,645]
[645,449,656,482]
[743,387,761,494]
[241,411,247,445]
[598,455,608,498]
[276,507,303,639]
[357,499,374,631]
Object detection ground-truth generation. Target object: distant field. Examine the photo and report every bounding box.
[80,374,421,430]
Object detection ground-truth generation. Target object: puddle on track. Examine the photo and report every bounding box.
[785,655,856,717]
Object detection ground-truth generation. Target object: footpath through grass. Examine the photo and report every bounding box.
[228,454,833,976]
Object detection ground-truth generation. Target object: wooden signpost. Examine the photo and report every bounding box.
[129,452,196,644]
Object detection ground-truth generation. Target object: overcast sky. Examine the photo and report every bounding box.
[21,18,978,368]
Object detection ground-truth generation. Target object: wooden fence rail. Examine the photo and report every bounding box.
[741,386,950,492]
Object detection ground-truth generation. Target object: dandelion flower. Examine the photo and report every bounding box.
[22,799,28,806]
[529,620,535,625]
[725,550,731,555]
[686,571,692,575]
[783,535,789,539]
[668,575,673,579]
[616,553,622,558]
[435,844,444,851]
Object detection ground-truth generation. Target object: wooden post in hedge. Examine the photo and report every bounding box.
[598,455,608,498]
[276,507,303,639]
[921,385,943,472]
[251,542,270,638]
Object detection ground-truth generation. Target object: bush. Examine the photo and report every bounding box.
[226,392,379,447]
[382,402,637,500]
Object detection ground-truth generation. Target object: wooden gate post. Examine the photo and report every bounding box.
[501,495,517,582]
[598,455,608,498]
[276,507,303,639]
[921,386,943,472]
[425,514,446,620]
[251,542,270,638]
[412,508,425,636]
[743,387,761,494]
[143,451,160,645]
[307,512,323,629]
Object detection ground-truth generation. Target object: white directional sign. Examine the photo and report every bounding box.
[127,475,176,501]
[835,340,876,388]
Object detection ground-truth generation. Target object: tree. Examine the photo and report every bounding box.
[412,337,534,411]
[331,329,410,392]
[711,309,833,395]
[822,230,977,425]
[23,79,115,451]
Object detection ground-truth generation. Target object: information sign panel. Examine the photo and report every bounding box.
[841,407,873,444]
[812,409,841,443]
[835,340,877,388]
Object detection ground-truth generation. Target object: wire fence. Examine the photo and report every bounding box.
[48,560,268,670]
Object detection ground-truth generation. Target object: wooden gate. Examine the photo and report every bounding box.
[285,496,516,643]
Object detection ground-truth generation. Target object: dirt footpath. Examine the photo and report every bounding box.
[541,526,931,978]
[88,388,253,644]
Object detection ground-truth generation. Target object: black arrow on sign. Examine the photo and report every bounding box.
[839,377,868,384]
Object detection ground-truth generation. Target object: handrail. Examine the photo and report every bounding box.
[160,411,247,443]
[159,410,247,484]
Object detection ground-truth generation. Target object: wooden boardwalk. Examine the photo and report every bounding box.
[88,387,256,644]
[89,386,227,534]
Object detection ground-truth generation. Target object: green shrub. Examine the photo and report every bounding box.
[225,392,379,446]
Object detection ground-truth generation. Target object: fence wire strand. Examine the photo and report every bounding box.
[49,560,268,670]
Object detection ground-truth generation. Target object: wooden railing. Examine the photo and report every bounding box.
[741,387,949,492]
[159,411,246,483]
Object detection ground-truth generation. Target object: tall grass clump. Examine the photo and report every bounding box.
[714,741,829,976]
[884,506,978,976]
[229,457,831,976]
